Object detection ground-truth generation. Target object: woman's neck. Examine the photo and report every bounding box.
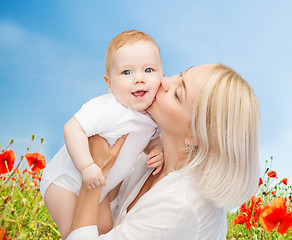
[160,132,186,175]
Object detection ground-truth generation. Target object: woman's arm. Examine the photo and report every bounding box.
[67,142,198,240]
[70,134,128,232]
[68,176,198,240]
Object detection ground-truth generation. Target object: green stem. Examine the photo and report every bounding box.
[5,156,24,183]
[4,159,10,173]
[4,139,14,151]
[27,134,36,154]
[40,138,44,154]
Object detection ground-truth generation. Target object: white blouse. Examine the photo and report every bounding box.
[67,154,227,240]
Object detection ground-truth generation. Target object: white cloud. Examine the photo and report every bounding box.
[0,21,105,92]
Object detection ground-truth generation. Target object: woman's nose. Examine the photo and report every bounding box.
[161,75,179,92]
[161,77,170,92]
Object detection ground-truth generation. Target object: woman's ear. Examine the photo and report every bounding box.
[104,75,113,93]
[184,136,198,147]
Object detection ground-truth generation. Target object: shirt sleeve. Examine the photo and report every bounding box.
[66,226,99,240]
[150,127,161,140]
[74,96,114,137]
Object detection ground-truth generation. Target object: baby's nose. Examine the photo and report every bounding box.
[135,73,145,83]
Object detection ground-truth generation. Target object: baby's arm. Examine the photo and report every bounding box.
[64,117,106,189]
[144,137,164,175]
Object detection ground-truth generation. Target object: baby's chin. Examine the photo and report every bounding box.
[133,104,150,114]
[137,109,148,114]
[131,101,154,114]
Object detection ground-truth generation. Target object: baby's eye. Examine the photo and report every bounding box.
[145,68,153,73]
[122,70,132,75]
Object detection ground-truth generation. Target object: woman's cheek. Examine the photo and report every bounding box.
[159,99,178,123]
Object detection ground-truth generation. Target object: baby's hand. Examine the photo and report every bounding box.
[147,148,164,176]
[81,163,106,190]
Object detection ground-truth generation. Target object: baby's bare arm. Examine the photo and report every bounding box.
[64,117,106,189]
[64,117,94,172]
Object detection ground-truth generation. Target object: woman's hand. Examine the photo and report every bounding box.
[70,134,128,234]
[88,134,128,178]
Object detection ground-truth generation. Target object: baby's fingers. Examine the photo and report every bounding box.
[99,175,106,187]
[147,155,162,166]
[147,149,162,159]
[153,165,163,176]
[148,160,163,169]
[91,181,101,189]
[85,182,95,190]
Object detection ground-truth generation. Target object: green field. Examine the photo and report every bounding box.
[1,138,291,239]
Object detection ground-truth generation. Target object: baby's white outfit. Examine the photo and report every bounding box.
[40,93,159,202]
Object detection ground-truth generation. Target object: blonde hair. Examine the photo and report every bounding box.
[185,64,260,209]
[105,30,160,75]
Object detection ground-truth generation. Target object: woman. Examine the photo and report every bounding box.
[67,64,260,239]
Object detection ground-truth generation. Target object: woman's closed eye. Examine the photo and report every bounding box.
[122,70,132,75]
[174,88,180,101]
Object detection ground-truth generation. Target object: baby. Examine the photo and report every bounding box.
[40,30,164,239]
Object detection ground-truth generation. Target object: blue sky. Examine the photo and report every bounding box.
[1,0,291,181]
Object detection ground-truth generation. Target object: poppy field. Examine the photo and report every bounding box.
[1,136,292,239]
[0,136,60,239]
[227,157,292,239]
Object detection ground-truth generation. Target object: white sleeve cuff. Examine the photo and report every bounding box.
[66,225,99,240]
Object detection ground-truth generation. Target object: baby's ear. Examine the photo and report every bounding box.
[104,75,112,93]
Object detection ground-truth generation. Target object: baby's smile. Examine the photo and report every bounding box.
[132,90,147,99]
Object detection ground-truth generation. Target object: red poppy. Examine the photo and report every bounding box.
[282,178,287,186]
[271,190,275,195]
[3,196,11,204]
[278,212,292,235]
[233,215,248,225]
[25,153,46,172]
[0,229,4,238]
[0,176,6,181]
[32,179,38,187]
[258,177,263,186]
[259,197,292,235]
[267,170,277,178]
[0,228,12,240]
[0,150,16,174]
[233,195,262,229]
